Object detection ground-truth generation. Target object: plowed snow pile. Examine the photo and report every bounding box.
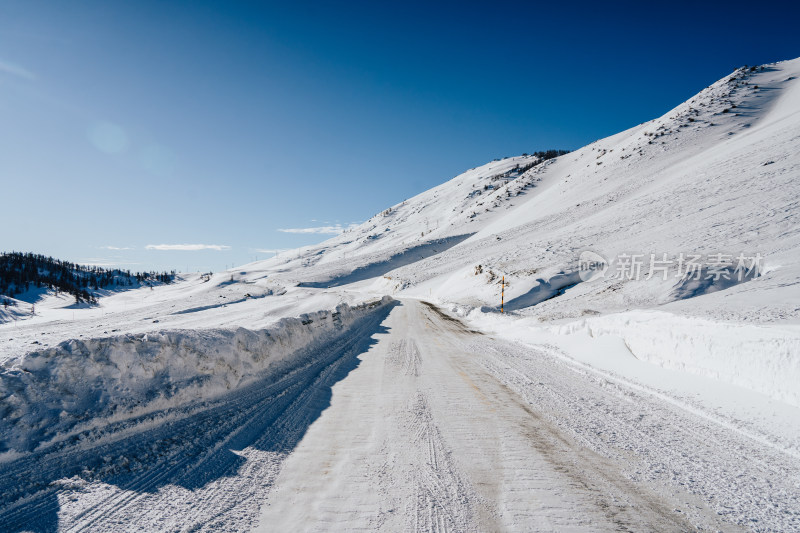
[0,297,392,455]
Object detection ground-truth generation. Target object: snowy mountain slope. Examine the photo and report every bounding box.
[246,58,800,325]
[233,58,800,406]
[1,58,799,533]
[252,154,552,285]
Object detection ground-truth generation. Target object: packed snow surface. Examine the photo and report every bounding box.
[2,58,800,531]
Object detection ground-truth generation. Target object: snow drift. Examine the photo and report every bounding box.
[0,297,393,454]
[557,311,800,407]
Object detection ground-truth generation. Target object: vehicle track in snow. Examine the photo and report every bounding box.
[256,300,750,532]
[3,299,796,531]
[470,338,800,531]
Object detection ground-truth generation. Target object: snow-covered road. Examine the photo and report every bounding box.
[257,300,787,532]
[2,299,798,532]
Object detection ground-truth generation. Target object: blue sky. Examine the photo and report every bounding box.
[1,0,798,272]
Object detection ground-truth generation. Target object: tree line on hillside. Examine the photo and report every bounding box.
[494,149,571,162]
[0,252,175,305]
[524,149,571,160]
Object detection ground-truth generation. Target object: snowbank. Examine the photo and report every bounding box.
[557,311,800,407]
[0,296,393,454]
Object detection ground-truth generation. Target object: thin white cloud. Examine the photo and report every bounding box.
[100,245,133,250]
[252,248,289,255]
[79,259,117,267]
[0,59,35,80]
[277,224,358,235]
[78,258,140,267]
[145,244,231,251]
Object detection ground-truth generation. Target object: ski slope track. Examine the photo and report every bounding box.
[2,58,800,531]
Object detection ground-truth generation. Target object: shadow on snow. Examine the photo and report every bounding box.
[502,271,583,312]
[298,234,474,288]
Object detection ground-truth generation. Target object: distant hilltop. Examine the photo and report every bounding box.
[0,251,175,306]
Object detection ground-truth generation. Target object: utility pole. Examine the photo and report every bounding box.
[501,276,505,313]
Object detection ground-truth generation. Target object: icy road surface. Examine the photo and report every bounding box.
[3,300,798,532]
